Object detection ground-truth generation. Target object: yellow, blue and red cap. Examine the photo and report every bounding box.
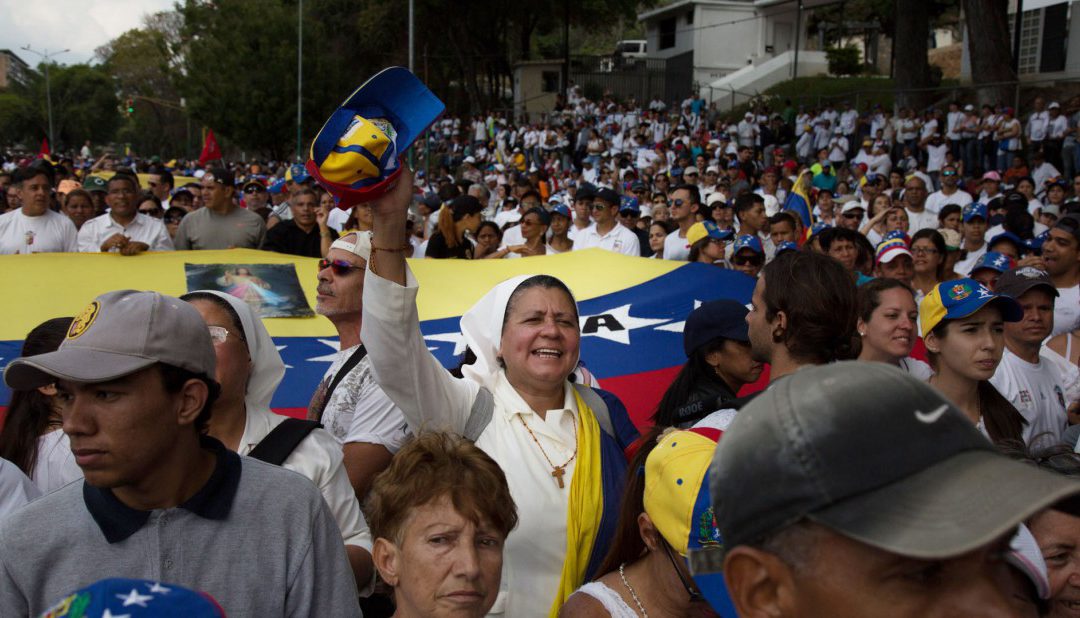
[919,277,1023,338]
[644,429,735,615]
[307,67,444,208]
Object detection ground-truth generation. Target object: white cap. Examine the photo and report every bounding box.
[464,156,476,164]
[1049,101,1061,109]
[840,200,865,214]
[706,165,719,174]
[706,192,728,207]
[329,231,372,263]
[684,166,700,176]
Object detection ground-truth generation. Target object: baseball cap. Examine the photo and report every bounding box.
[683,299,749,357]
[919,277,1023,337]
[939,228,962,251]
[732,234,764,255]
[267,179,287,195]
[995,267,1059,300]
[242,176,267,190]
[983,171,1002,182]
[575,183,596,201]
[692,362,1080,607]
[684,166,700,176]
[619,196,641,214]
[549,204,572,219]
[82,175,108,193]
[594,187,620,206]
[706,192,728,208]
[630,180,647,192]
[328,230,372,263]
[4,290,216,390]
[285,163,310,184]
[171,186,195,199]
[307,67,445,208]
[1050,101,1061,110]
[876,238,912,265]
[57,179,80,195]
[970,251,1016,275]
[989,231,1027,255]
[204,167,234,186]
[645,429,737,617]
[464,155,476,164]
[687,221,733,246]
[962,202,987,222]
[840,201,865,215]
[671,167,684,177]
[774,240,799,256]
[40,578,225,618]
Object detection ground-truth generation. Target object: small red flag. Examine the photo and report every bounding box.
[38,137,50,158]
[198,130,222,165]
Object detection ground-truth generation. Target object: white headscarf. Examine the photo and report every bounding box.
[192,290,285,414]
[458,274,580,392]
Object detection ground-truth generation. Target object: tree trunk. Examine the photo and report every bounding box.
[893,0,933,110]
[963,0,1017,107]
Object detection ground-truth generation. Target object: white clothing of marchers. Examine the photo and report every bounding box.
[0,208,77,254]
[77,212,174,253]
[31,430,82,495]
[0,458,39,521]
[574,224,640,256]
[991,348,1070,445]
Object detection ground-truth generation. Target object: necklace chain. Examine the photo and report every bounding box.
[619,562,648,618]
[518,414,577,486]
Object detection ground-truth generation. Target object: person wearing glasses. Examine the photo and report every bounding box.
[163,206,186,242]
[910,229,948,300]
[307,232,410,501]
[730,235,766,279]
[662,184,700,260]
[240,177,272,221]
[174,166,266,251]
[574,187,640,256]
[925,163,973,214]
[146,168,173,206]
[77,173,173,255]
[262,188,337,258]
[182,290,374,592]
[559,428,723,618]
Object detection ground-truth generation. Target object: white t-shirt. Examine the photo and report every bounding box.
[954,244,988,275]
[574,223,640,256]
[327,207,349,232]
[0,208,78,254]
[663,229,691,260]
[990,348,1070,445]
[984,222,1049,243]
[494,209,522,230]
[310,345,411,453]
[0,457,39,521]
[31,430,82,495]
[899,357,934,381]
[925,189,973,215]
[77,213,174,253]
[502,224,524,247]
[906,208,940,233]
[1053,284,1080,337]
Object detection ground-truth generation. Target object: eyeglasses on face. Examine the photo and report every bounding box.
[911,246,939,256]
[732,254,763,266]
[207,325,244,345]
[318,258,363,276]
[244,186,265,194]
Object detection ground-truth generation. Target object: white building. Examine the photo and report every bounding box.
[960,0,1079,80]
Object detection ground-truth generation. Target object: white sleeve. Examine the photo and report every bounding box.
[61,217,78,253]
[77,221,100,253]
[620,230,640,256]
[360,265,480,435]
[150,221,175,251]
[343,375,409,452]
[0,459,39,521]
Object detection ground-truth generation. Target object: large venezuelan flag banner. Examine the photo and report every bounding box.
[0,249,755,426]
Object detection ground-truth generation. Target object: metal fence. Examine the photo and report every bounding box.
[568,53,694,106]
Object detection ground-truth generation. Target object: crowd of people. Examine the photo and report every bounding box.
[0,84,1080,617]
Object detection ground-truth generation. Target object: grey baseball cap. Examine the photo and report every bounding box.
[4,290,216,390]
[706,362,1080,560]
[995,267,1060,301]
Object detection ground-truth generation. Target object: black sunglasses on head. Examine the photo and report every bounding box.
[318,258,363,276]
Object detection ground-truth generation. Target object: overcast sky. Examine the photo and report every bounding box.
[0,0,175,66]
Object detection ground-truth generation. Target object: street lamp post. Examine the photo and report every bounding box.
[21,45,69,152]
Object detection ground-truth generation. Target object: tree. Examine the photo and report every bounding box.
[9,63,119,151]
[962,0,1016,106]
[893,0,934,110]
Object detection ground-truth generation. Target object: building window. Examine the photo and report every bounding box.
[1008,8,1043,75]
[541,71,560,93]
[686,10,694,25]
[659,17,676,49]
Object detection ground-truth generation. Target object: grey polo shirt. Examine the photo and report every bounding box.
[173,206,267,250]
[0,437,360,617]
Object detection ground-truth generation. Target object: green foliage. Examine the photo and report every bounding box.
[4,63,119,150]
[825,46,862,77]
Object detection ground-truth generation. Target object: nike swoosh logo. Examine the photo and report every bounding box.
[915,404,949,424]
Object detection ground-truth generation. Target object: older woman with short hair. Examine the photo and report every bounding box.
[369,432,517,618]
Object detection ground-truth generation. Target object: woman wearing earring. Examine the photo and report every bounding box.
[855,278,932,380]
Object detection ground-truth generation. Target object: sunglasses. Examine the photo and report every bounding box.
[318,258,363,276]
[244,186,265,194]
[732,254,764,266]
[942,170,957,177]
[842,212,864,219]
[670,198,688,207]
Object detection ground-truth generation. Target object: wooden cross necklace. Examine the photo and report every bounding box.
[518,414,577,488]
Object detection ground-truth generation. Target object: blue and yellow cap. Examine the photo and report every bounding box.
[306,67,444,208]
[919,277,1023,338]
[732,234,764,255]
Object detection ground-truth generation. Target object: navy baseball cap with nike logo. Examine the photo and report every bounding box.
[689,362,1080,613]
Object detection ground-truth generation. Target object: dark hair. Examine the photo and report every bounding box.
[289,187,317,201]
[650,219,674,235]
[998,439,1080,476]
[761,251,858,364]
[501,275,578,338]
[0,317,74,477]
[475,220,502,242]
[150,168,174,189]
[911,229,947,279]
[158,363,220,435]
[595,426,665,576]
[64,188,93,207]
[733,193,764,217]
[651,339,731,426]
[137,191,162,211]
[522,206,550,226]
[520,189,542,203]
[768,211,796,230]
[926,320,1026,443]
[14,163,54,187]
[437,196,483,248]
[108,171,139,192]
[937,203,962,224]
[670,183,701,205]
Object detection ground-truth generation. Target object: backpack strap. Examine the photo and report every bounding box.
[248,418,323,466]
[462,387,495,442]
[313,346,368,423]
[573,382,614,437]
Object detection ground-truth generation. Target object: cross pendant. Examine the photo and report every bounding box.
[552,466,565,488]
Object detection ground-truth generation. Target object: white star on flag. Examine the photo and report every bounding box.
[116,588,154,607]
[579,303,671,345]
[654,300,705,334]
[275,345,292,368]
[307,339,342,363]
[102,610,130,618]
[423,332,468,355]
[147,582,171,594]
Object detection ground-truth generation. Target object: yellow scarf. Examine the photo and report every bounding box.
[547,389,603,617]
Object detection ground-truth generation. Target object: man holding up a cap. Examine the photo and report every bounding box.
[0,291,359,616]
[992,267,1076,444]
[174,166,266,251]
[308,232,410,499]
[693,362,1080,617]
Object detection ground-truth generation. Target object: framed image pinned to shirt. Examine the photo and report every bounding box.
[184,263,314,318]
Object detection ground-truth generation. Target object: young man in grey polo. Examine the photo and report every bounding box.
[0,290,360,617]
